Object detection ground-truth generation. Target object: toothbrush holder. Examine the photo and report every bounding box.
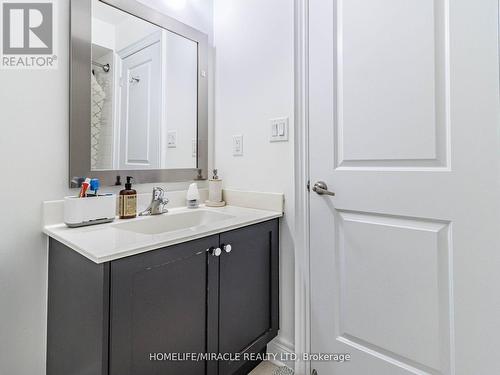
[64,194,117,228]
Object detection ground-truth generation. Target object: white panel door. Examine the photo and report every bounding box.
[309,0,500,374]
[119,41,161,169]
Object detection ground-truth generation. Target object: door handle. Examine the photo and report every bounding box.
[129,76,140,84]
[312,181,335,196]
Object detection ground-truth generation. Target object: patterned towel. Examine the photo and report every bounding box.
[91,73,106,170]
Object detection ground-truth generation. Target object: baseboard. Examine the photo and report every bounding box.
[267,338,296,371]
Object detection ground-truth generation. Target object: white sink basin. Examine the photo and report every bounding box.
[113,209,235,235]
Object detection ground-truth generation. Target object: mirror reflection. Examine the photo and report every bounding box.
[91,0,198,171]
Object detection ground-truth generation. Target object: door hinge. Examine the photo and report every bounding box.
[307,180,310,192]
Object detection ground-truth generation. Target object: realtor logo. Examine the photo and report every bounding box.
[1,1,57,69]
[3,2,52,54]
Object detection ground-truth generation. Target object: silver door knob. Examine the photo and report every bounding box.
[223,244,232,253]
[313,181,335,196]
[208,247,222,257]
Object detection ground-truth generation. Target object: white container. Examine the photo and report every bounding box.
[64,194,116,227]
[186,182,200,208]
[206,179,226,207]
[208,179,222,202]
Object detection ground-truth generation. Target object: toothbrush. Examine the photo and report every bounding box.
[90,178,100,197]
[79,178,91,198]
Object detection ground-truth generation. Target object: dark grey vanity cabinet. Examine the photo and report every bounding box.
[47,219,279,375]
[109,234,219,375]
[218,222,279,375]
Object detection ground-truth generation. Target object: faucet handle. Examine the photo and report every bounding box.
[140,187,169,216]
[152,187,165,200]
[154,187,169,213]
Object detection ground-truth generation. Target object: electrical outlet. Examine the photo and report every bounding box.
[270,117,289,142]
[233,135,243,156]
[167,131,177,148]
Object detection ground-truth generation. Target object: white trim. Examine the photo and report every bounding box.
[267,339,296,370]
[293,0,311,374]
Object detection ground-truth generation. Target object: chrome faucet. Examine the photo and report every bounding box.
[140,187,169,216]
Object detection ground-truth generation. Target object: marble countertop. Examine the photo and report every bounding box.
[43,205,282,264]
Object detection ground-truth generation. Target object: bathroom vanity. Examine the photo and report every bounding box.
[56,0,283,372]
[44,203,282,375]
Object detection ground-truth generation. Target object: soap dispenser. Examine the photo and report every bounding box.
[186,183,200,208]
[119,176,137,219]
[206,169,226,207]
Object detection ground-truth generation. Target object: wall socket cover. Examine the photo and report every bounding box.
[270,117,289,142]
[233,135,243,156]
[167,130,177,148]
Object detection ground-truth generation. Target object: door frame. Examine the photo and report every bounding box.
[293,0,311,374]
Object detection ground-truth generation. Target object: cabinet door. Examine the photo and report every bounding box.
[218,220,279,375]
[109,235,219,375]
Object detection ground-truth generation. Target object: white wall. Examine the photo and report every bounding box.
[213,0,295,351]
[0,1,213,374]
[92,17,116,50]
[164,32,198,169]
[114,17,158,51]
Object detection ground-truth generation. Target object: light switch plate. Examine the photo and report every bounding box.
[270,117,289,142]
[167,130,177,148]
[233,135,243,156]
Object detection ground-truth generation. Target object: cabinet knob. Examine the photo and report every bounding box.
[208,247,222,257]
[223,244,232,253]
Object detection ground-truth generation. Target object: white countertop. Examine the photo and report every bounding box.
[43,205,282,263]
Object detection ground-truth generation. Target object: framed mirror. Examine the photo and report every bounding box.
[70,0,208,187]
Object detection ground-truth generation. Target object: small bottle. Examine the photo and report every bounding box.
[186,182,200,208]
[119,176,137,219]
